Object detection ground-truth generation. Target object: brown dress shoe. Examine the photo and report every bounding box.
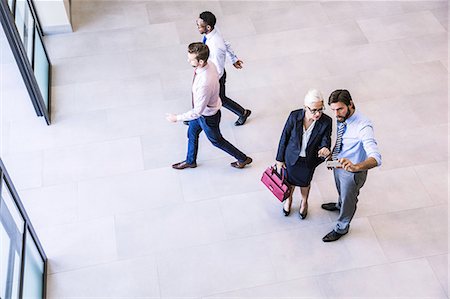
[230,157,253,169]
[172,161,197,170]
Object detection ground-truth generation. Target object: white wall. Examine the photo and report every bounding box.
[33,0,72,35]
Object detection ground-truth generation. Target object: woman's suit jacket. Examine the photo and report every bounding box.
[276,109,332,168]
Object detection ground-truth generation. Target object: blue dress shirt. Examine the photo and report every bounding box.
[336,112,382,166]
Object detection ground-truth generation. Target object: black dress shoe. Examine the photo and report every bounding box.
[172,161,197,170]
[283,207,290,216]
[322,230,347,242]
[234,110,251,126]
[230,157,252,169]
[321,202,340,212]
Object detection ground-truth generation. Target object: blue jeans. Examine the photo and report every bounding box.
[186,110,247,164]
[333,168,368,234]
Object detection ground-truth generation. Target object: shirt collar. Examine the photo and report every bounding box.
[205,28,216,39]
[345,111,357,125]
[195,63,209,75]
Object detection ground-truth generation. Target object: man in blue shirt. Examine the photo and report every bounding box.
[322,89,382,242]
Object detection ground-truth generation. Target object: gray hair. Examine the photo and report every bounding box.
[304,89,324,106]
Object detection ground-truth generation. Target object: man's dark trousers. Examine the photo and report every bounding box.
[186,110,247,164]
[219,70,245,117]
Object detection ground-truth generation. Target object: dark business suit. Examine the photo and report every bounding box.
[277,109,332,171]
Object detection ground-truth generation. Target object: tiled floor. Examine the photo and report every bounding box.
[1,1,448,298]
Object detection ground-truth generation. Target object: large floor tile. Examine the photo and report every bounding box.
[321,1,403,24]
[322,41,410,75]
[157,237,277,298]
[51,52,131,86]
[18,183,77,230]
[376,124,447,170]
[47,256,160,298]
[359,61,447,100]
[38,217,118,274]
[357,11,446,43]
[2,151,43,190]
[369,205,447,261]
[43,137,144,185]
[263,218,387,281]
[427,254,449,296]
[146,0,223,24]
[77,167,183,221]
[250,3,330,34]
[318,166,436,218]
[219,188,333,239]
[115,200,227,259]
[205,276,325,298]
[398,32,447,64]
[8,110,110,153]
[177,151,272,202]
[319,258,447,298]
[414,161,448,204]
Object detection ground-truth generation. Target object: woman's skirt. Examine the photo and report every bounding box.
[286,157,316,187]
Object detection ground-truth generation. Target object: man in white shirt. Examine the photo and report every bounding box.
[166,42,252,170]
[196,11,251,126]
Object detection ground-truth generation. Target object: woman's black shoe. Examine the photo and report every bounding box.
[283,207,290,216]
[299,210,307,219]
[299,200,308,219]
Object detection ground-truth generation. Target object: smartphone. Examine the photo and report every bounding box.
[326,160,342,168]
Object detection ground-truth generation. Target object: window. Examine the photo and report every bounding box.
[0,179,25,299]
[1,0,51,124]
[33,27,49,110]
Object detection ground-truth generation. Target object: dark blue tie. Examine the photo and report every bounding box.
[332,122,347,160]
[202,35,207,44]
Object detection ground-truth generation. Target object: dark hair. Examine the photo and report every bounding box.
[199,11,216,28]
[188,42,209,62]
[328,89,354,107]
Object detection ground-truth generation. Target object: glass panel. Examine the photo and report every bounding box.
[25,3,35,63]
[14,0,26,42]
[0,215,12,298]
[0,184,24,299]
[14,0,34,64]
[33,28,50,110]
[7,0,14,12]
[22,229,45,299]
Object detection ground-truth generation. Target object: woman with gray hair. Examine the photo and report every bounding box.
[276,89,332,219]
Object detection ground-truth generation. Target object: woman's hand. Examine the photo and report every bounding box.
[318,147,331,158]
[276,161,285,170]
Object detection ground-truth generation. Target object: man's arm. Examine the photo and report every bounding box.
[339,122,381,172]
[166,84,210,122]
[339,157,378,172]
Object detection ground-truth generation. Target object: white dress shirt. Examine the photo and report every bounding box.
[176,63,222,121]
[299,121,316,157]
[204,28,239,79]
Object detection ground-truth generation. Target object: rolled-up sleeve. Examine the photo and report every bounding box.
[359,123,382,166]
[176,84,209,121]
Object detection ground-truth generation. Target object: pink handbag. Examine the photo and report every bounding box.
[261,165,292,202]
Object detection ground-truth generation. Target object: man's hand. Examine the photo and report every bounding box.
[166,113,178,123]
[318,147,330,158]
[233,60,244,69]
[339,158,359,172]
